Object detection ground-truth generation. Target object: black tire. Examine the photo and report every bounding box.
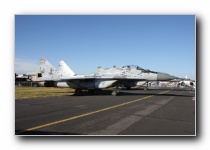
[88,90,95,95]
[126,86,131,90]
[75,89,83,96]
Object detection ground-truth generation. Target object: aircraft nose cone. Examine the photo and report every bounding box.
[157,73,176,81]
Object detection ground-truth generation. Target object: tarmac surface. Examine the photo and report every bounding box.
[15,89,196,136]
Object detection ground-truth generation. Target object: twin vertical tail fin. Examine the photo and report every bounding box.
[58,60,76,78]
[40,58,58,80]
[40,58,76,79]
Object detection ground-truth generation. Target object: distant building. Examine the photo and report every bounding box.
[15,70,44,87]
[26,70,42,81]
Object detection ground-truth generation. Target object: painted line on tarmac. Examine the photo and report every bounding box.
[17,90,170,134]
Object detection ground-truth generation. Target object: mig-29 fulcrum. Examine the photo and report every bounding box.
[39,58,176,96]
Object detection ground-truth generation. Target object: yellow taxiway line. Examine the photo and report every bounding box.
[18,90,170,134]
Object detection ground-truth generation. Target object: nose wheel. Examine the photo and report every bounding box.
[111,90,118,96]
[112,84,121,96]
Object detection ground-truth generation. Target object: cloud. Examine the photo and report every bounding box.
[15,58,40,74]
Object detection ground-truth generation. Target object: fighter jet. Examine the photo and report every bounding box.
[40,58,176,96]
[96,65,176,90]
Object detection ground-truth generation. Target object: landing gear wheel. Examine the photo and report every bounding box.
[88,90,95,95]
[126,86,131,90]
[111,90,118,96]
[75,89,83,96]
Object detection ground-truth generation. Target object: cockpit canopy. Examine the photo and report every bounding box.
[122,65,145,70]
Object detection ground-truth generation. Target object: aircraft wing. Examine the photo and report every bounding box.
[58,76,98,81]
[39,76,98,82]
[56,76,149,82]
[102,76,148,81]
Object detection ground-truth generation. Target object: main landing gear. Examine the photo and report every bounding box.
[74,88,120,96]
[74,89,95,96]
[75,89,83,96]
